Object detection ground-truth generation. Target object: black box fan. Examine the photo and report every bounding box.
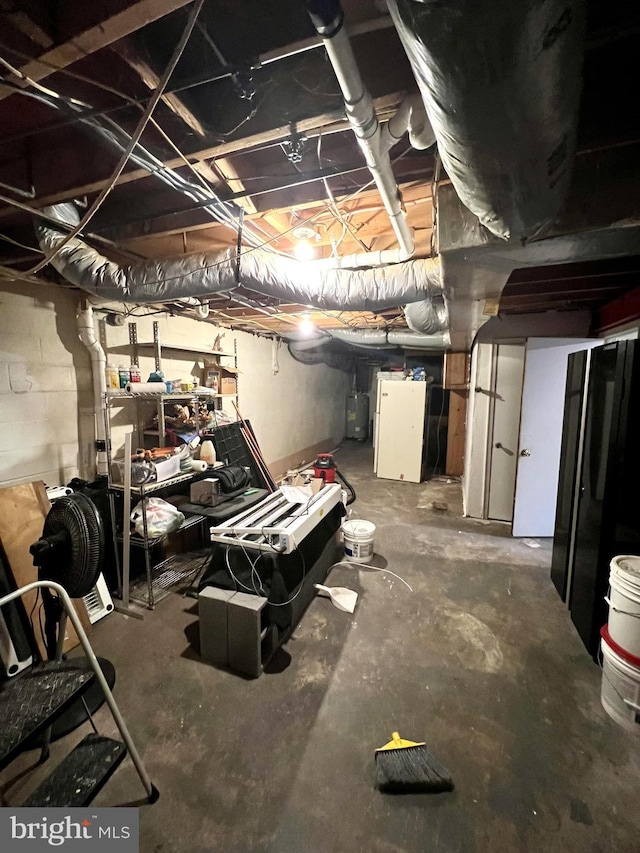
[28,493,116,748]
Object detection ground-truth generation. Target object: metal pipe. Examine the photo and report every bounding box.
[307,0,415,258]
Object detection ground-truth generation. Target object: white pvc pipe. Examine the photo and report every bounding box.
[313,20,415,258]
[380,93,436,153]
[77,303,108,477]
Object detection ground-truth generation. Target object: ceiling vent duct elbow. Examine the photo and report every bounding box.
[387,0,586,241]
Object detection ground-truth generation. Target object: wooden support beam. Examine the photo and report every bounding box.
[111,181,431,249]
[0,0,195,101]
[594,283,640,334]
[111,38,205,137]
[214,158,257,215]
[0,92,405,217]
[445,391,468,477]
[5,11,53,49]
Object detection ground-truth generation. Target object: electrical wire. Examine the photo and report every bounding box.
[317,131,370,252]
[335,559,414,593]
[0,232,43,254]
[224,544,258,593]
[28,588,46,657]
[433,384,447,476]
[34,147,415,293]
[0,46,223,204]
[24,0,206,275]
[0,35,415,266]
[266,548,307,608]
[0,71,277,254]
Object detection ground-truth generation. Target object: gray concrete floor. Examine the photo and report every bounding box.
[4,441,640,852]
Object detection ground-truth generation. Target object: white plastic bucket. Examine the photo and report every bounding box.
[342,519,376,564]
[600,627,640,735]
[607,555,640,658]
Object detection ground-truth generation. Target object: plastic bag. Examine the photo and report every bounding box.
[130,498,184,539]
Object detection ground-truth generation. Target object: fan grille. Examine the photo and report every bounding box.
[41,494,104,597]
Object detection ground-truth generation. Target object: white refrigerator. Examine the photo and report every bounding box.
[374,379,427,482]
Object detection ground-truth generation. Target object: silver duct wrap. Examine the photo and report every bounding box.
[388,0,585,241]
[328,328,449,349]
[36,204,444,318]
[404,299,448,336]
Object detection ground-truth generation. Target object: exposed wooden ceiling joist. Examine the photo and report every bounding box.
[112,181,433,258]
[4,10,53,50]
[0,0,195,101]
[111,37,205,137]
[0,92,407,220]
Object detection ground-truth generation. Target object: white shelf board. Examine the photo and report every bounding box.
[106,391,215,402]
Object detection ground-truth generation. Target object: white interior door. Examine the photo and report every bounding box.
[487,344,525,521]
[376,382,426,482]
[512,338,600,537]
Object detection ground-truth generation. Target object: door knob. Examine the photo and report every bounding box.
[495,441,502,449]
[520,449,531,457]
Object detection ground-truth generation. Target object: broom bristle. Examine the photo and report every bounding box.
[375,744,454,793]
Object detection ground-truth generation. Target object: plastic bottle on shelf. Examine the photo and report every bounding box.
[129,364,141,383]
[105,363,119,390]
[118,365,130,388]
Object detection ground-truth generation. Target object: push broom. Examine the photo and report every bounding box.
[375,732,454,793]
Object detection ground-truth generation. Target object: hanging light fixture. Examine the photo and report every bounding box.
[299,311,315,335]
[292,223,318,261]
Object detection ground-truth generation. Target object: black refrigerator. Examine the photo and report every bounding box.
[550,340,640,659]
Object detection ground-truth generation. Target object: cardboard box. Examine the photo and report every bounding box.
[292,475,324,494]
[220,376,237,395]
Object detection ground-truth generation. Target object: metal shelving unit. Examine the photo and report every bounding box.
[102,322,239,612]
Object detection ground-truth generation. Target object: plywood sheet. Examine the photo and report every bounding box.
[0,482,90,660]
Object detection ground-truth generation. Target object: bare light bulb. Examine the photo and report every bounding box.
[299,314,315,335]
[294,239,314,261]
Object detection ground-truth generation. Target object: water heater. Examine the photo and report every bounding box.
[346,393,369,441]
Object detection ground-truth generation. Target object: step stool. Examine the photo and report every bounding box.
[0,580,158,807]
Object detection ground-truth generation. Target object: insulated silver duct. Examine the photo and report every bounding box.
[404,298,448,336]
[327,328,449,349]
[387,0,586,241]
[35,204,445,326]
[286,327,448,350]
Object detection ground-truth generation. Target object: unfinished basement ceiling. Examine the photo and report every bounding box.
[0,1,639,335]
[501,255,640,318]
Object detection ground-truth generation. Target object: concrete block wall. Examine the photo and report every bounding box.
[102,313,348,471]
[0,280,348,487]
[0,281,95,488]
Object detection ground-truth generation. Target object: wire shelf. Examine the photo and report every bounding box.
[128,548,211,608]
[110,471,197,496]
